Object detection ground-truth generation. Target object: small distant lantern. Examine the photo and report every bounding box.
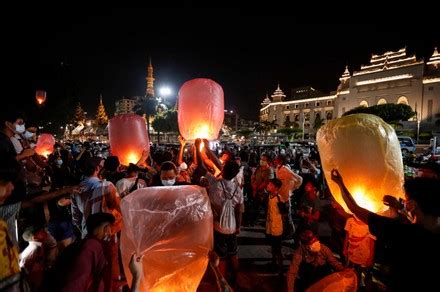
[317,114,405,214]
[178,78,224,140]
[35,133,55,158]
[36,90,47,105]
[108,113,150,166]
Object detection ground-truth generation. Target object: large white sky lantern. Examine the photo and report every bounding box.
[121,185,213,291]
[178,78,224,140]
[317,114,405,214]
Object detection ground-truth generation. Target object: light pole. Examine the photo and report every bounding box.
[416,111,421,144]
[302,117,305,141]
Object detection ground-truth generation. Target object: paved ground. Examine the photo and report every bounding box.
[234,223,294,291]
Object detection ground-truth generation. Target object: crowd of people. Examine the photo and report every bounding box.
[1,112,439,291]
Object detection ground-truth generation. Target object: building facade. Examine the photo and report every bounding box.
[115,98,137,115]
[260,47,440,132]
[260,85,336,135]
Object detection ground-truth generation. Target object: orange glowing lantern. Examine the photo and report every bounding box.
[35,133,55,158]
[36,90,46,105]
[108,113,149,166]
[317,114,405,214]
[178,78,224,140]
[121,185,213,291]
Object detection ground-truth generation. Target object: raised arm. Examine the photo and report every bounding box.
[21,186,79,209]
[202,139,222,170]
[177,135,186,166]
[330,169,371,224]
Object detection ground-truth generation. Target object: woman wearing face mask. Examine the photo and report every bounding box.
[287,229,344,291]
[331,170,440,291]
[151,161,189,187]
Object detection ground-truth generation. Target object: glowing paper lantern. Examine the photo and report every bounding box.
[36,90,46,105]
[35,133,55,157]
[121,185,213,291]
[317,114,405,214]
[178,78,224,140]
[307,270,358,292]
[108,113,149,166]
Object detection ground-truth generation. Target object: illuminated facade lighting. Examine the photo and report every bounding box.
[356,74,413,86]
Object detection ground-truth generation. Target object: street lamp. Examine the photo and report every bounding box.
[159,86,172,97]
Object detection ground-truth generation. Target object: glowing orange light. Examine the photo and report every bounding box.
[36,90,46,105]
[35,133,55,158]
[352,187,379,213]
[178,78,224,140]
[194,125,210,140]
[125,152,140,165]
[108,114,150,166]
[317,114,405,214]
[199,141,205,152]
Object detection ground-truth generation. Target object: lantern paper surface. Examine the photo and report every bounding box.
[108,113,149,166]
[35,133,55,157]
[178,78,224,140]
[121,185,213,292]
[317,114,405,214]
[306,270,357,292]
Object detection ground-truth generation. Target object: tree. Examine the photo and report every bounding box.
[343,104,415,123]
[236,129,253,137]
[254,121,270,135]
[313,116,324,133]
[284,116,293,128]
[151,110,178,143]
[133,97,158,139]
[75,102,85,124]
[278,127,303,140]
[95,96,109,125]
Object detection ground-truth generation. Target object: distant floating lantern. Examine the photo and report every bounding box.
[108,113,149,166]
[35,133,55,158]
[317,114,405,214]
[36,90,47,105]
[178,78,224,140]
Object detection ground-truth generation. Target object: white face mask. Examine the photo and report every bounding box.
[161,179,176,186]
[309,241,321,253]
[56,159,63,167]
[24,131,34,139]
[15,124,26,134]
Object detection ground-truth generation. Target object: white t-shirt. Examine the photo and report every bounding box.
[344,217,376,267]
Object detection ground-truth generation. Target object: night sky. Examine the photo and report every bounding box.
[8,6,439,125]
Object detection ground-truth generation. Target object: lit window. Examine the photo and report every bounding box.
[377,98,387,105]
[397,96,408,105]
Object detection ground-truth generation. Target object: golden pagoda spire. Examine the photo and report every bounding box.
[146,57,155,98]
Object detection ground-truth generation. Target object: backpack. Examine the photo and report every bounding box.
[217,181,239,235]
